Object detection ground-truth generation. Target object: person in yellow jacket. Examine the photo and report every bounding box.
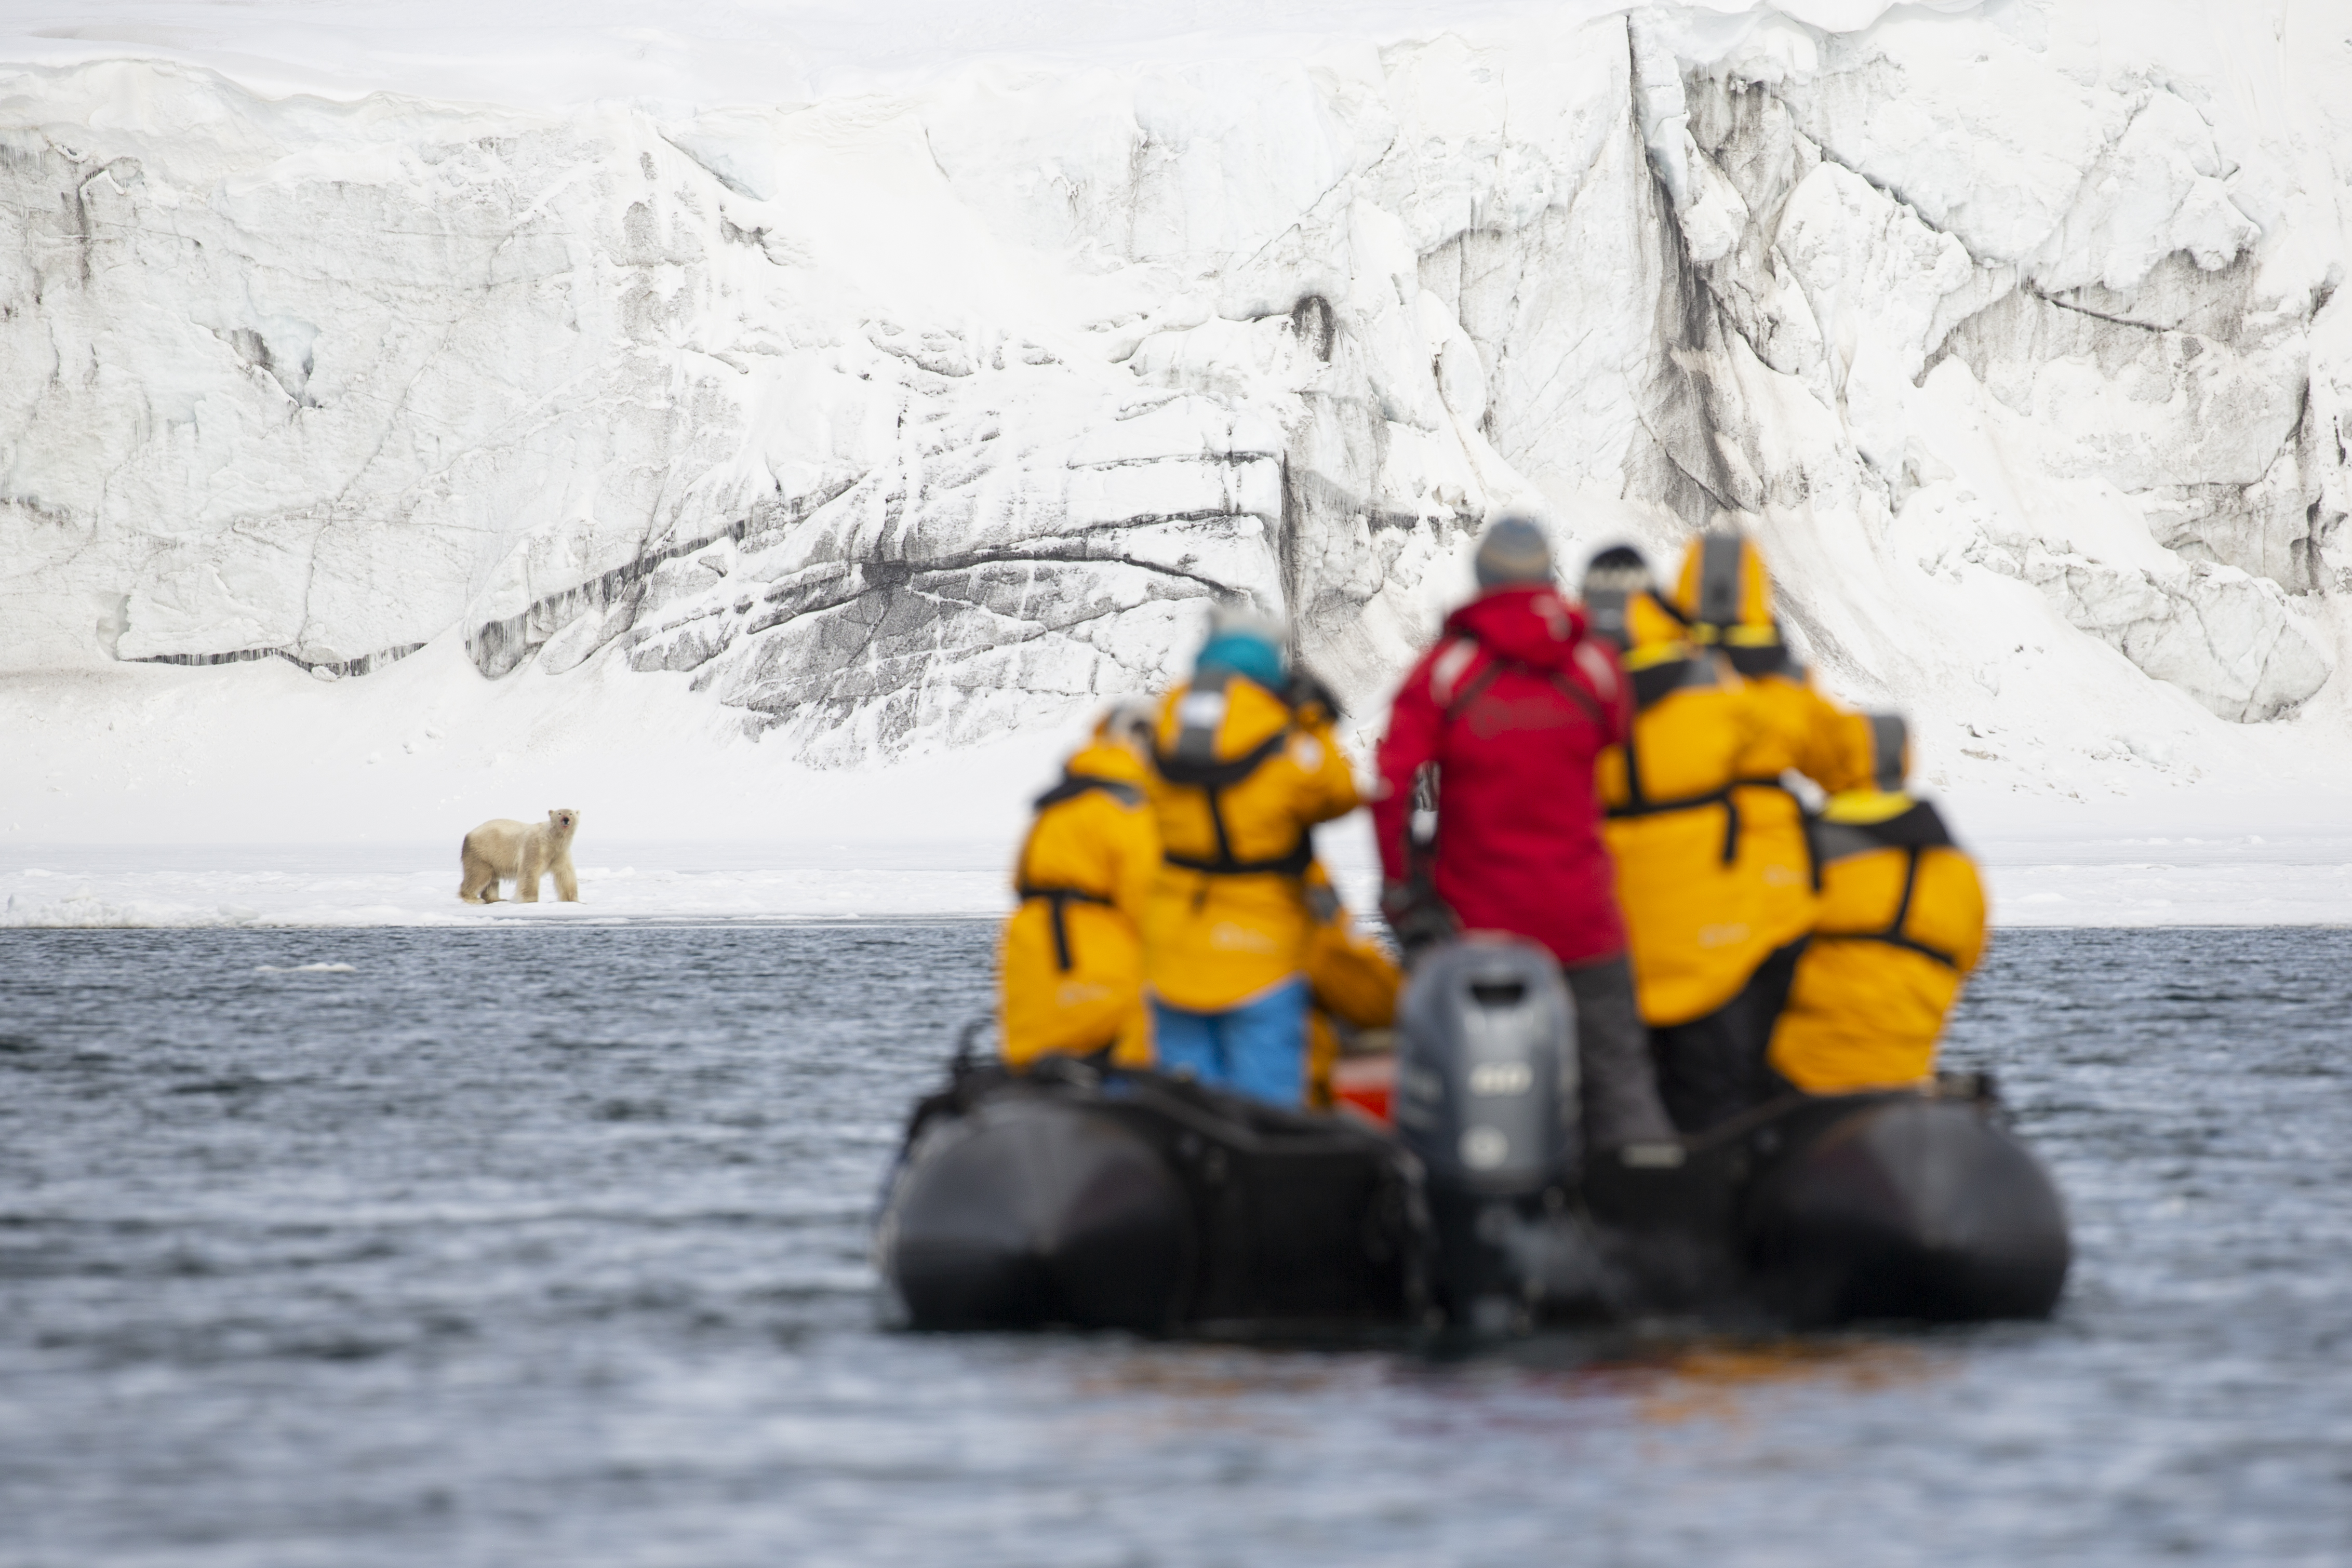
[1584,540,1849,1132]
[1767,714,1988,1093]
[998,701,1162,1070]
[1665,530,1874,1029]
[1144,607,1361,1107]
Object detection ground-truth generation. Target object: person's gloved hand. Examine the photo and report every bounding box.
[1380,880,1457,960]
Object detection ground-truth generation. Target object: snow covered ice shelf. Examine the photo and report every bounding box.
[0,845,1016,929]
[8,820,2352,929]
[1976,834,2352,928]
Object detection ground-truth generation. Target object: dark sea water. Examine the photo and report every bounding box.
[1,924,2346,1567]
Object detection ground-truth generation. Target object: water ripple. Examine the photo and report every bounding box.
[1,925,2346,1566]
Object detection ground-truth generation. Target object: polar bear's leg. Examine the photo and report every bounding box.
[552,852,579,902]
[460,820,534,902]
[459,841,499,903]
[517,838,545,902]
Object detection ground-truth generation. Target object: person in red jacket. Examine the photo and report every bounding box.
[1373,516,1675,1151]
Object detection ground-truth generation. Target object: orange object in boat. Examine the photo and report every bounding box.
[1331,1054,1395,1127]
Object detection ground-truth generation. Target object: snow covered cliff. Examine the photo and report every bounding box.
[3,0,2348,787]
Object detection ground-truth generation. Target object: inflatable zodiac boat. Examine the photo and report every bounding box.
[876,938,2069,1335]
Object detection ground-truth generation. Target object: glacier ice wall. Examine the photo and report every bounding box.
[1634,7,2344,725]
[1,2,2345,768]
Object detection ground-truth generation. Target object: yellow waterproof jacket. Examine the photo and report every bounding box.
[1734,668,1873,953]
[1767,792,1987,1093]
[1598,633,1776,1027]
[1144,672,1360,1013]
[999,740,1160,1067]
[1667,531,1873,957]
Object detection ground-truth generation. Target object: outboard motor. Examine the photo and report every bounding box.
[1393,936,1582,1328]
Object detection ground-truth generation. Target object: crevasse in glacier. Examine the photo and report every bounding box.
[0,2,2343,766]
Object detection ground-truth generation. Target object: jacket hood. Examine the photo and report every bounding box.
[1444,585,1589,669]
[1064,739,1151,784]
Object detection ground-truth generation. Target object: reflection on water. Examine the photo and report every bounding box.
[1068,1336,1953,1457]
[2,925,2347,1566]
[1610,1340,1947,1426]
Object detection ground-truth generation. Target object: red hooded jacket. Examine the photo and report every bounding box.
[1373,585,1632,968]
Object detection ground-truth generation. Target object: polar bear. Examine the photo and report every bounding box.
[459,809,581,903]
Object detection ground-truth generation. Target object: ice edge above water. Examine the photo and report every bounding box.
[6,830,2351,929]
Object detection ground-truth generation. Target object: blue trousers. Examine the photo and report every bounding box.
[1151,980,1309,1108]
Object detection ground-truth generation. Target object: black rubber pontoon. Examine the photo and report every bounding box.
[1742,1091,2073,1323]
[880,1059,1424,1334]
[883,1093,1194,1331]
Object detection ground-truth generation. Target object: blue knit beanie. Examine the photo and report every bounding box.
[1196,629,1285,690]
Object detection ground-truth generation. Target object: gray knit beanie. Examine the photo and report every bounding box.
[1474,514,1554,589]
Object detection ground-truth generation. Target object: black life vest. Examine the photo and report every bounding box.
[1808,798,1962,969]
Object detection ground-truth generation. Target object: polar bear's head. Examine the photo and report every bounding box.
[548,809,580,840]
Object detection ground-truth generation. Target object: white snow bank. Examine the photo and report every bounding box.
[0,635,1079,847]
[1988,857,2352,928]
[5,631,2346,927]
[9,820,2351,930]
[1963,812,2352,929]
[0,848,1016,928]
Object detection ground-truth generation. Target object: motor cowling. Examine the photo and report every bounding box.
[1395,936,1581,1192]
[1394,937,1583,1326]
